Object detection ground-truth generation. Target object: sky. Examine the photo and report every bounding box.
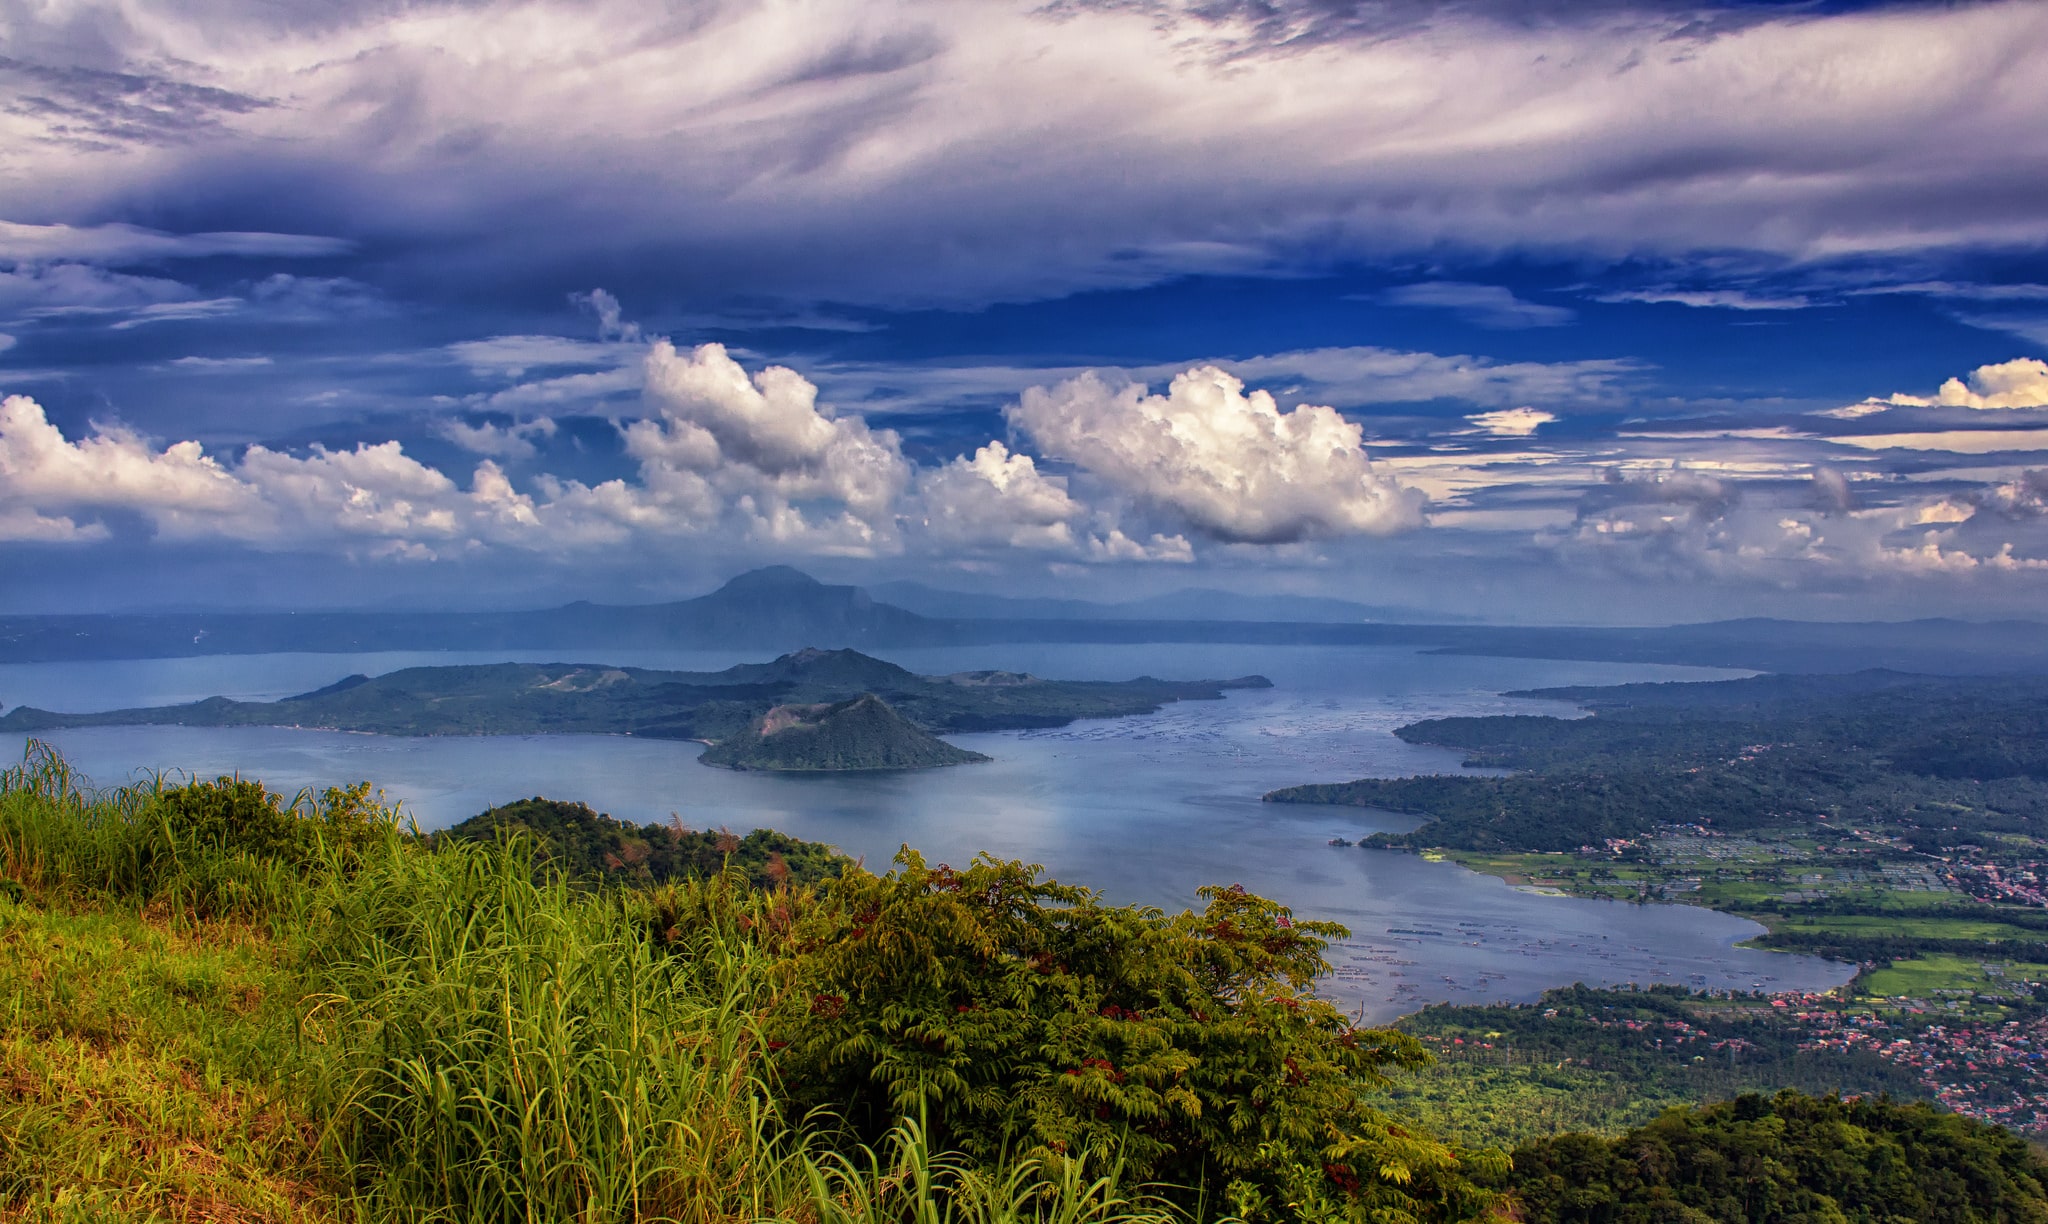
[3,0,2048,622]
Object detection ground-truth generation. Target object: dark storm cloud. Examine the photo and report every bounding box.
[4,0,2044,314]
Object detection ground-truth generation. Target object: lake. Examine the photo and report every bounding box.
[0,642,1855,1020]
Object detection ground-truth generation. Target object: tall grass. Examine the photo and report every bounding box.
[301,843,806,1222]
[0,742,1195,1224]
[0,740,384,922]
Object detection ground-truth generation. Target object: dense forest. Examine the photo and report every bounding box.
[1505,1091,2048,1223]
[1266,671,2048,852]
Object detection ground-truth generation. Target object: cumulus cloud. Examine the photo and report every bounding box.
[1902,358,2048,410]
[1811,466,1856,514]
[916,442,1087,553]
[575,289,643,344]
[1842,357,2048,414]
[1009,366,1423,544]
[915,441,1191,561]
[629,341,909,550]
[0,504,107,543]
[0,393,484,554]
[0,344,920,561]
[1550,460,2048,584]
[1466,407,1555,437]
[1981,470,2048,518]
[0,339,921,558]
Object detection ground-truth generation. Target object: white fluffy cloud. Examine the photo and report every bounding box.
[1836,358,2048,415]
[0,394,499,554]
[627,341,909,550]
[1009,366,1423,544]
[915,441,1191,561]
[916,442,1087,553]
[1466,407,1556,437]
[1896,358,2048,410]
[7,344,1230,562]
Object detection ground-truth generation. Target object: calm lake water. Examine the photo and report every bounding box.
[1,643,1855,1019]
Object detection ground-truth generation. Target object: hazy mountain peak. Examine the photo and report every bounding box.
[713,566,826,595]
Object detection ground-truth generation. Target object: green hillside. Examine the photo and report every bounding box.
[1264,670,2048,851]
[699,692,991,771]
[436,796,852,887]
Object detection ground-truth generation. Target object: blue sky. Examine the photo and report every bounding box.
[3,0,2048,621]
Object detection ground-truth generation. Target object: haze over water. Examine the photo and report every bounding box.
[2,643,1853,1020]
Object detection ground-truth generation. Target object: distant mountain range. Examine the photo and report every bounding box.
[865,580,1469,624]
[2,565,2045,676]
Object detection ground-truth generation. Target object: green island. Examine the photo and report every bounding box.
[700,692,992,771]
[1270,669,2048,1142]
[0,646,1267,772]
[5,744,2045,1224]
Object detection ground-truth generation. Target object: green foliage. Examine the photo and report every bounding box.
[437,794,850,889]
[765,849,1505,1223]
[1504,1090,2048,1223]
[0,741,405,918]
[301,839,806,1222]
[159,774,395,868]
[804,1115,1179,1224]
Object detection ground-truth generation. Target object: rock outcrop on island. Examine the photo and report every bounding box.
[699,692,991,772]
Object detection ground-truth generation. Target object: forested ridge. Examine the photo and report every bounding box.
[1265,671,2048,851]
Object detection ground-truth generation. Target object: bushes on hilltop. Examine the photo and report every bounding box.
[436,794,850,890]
[754,849,1504,1222]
